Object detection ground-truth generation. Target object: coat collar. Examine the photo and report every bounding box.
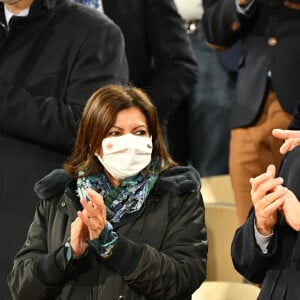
[34,166,201,200]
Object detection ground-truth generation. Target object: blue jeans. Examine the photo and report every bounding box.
[188,26,236,177]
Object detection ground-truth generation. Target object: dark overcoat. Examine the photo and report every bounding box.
[102,0,198,163]
[8,166,207,300]
[0,0,128,297]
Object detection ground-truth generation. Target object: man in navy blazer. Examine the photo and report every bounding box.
[202,0,300,225]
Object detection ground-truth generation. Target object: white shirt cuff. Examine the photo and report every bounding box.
[254,221,273,254]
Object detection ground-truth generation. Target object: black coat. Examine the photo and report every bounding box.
[8,166,207,300]
[0,0,128,297]
[102,0,198,123]
[202,0,300,128]
[231,145,300,300]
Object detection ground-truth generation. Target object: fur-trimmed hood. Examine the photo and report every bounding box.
[34,166,201,200]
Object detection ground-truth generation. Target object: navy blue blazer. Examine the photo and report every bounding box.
[202,0,300,128]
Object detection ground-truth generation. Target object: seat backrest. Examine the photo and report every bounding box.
[192,281,260,300]
[201,175,234,204]
[205,203,242,281]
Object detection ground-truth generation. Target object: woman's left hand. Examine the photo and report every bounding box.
[78,188,107,240]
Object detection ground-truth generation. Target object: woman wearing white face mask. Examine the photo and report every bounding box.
[8,85,207,300]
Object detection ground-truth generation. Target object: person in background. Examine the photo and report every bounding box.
[174,0,238,177]
[202,0,300,225]
[8,85,208,300]
[0,0,128,298]
[74,0,198,165]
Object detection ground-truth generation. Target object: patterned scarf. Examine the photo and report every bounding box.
[77,160,160,223]
[73,0,103,12]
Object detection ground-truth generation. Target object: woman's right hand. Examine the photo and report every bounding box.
[70,217,89,258]
[250,164,287,235]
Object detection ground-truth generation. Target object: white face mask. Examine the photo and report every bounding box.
[95,134,153,180]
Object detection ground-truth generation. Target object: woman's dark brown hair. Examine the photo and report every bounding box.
[64,85,177,178]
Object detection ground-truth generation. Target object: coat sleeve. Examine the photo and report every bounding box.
[7,199,76,300]
[0,18,128,154]
[106,190,207,300]
[202,0,255,48]
[231,209,279,284]
[143,0,198,123]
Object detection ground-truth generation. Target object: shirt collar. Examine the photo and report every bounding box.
[4,5,29,25]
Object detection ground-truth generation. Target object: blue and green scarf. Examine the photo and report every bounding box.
[77,160,160,223]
